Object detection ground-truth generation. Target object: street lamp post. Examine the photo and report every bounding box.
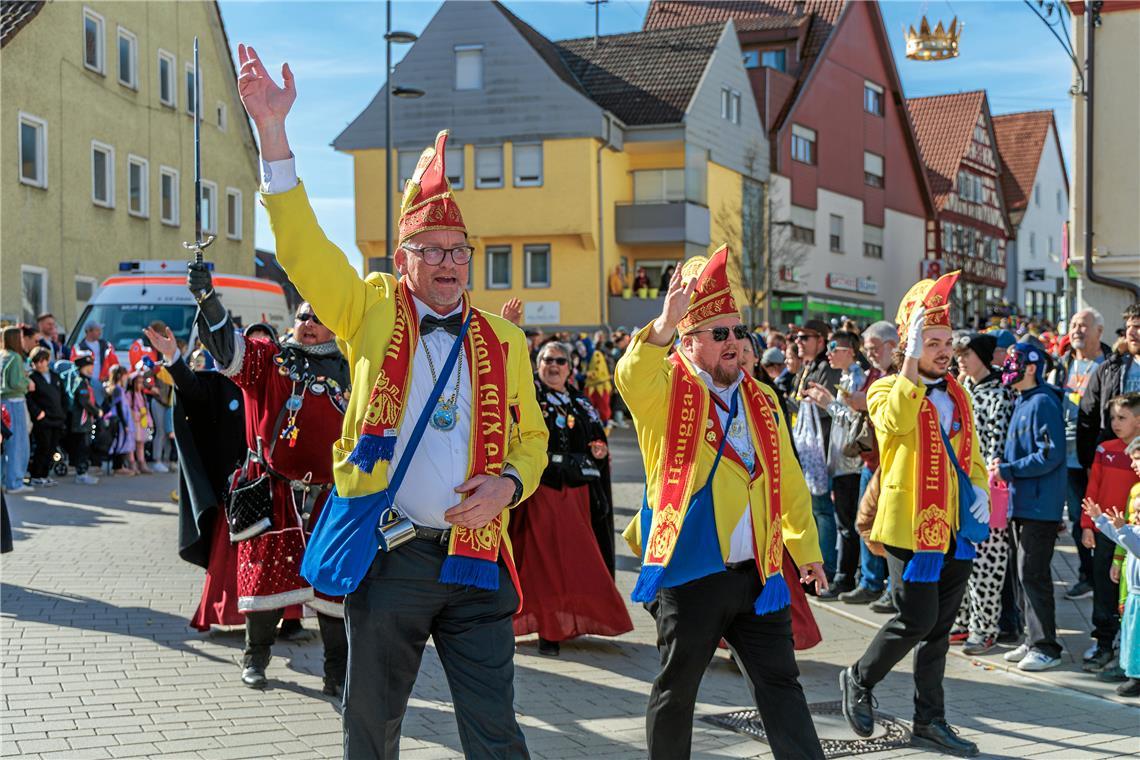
[384,1,423,271]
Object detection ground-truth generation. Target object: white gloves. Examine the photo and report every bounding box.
[904,305,926,359]
[969,484,990,524]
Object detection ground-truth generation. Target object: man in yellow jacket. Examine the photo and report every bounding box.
[617,248,825,760]
[840,272,989,758]
[234,45,547,759]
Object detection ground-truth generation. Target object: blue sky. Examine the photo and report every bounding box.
[217,0,1077,268]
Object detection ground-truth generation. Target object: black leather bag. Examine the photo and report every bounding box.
[227,443,273,542]
[557,452,601,487]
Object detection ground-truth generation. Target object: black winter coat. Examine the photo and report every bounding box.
[27,370,67,429]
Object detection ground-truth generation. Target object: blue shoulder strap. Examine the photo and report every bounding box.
[388,312,473,496]
[703,386,739,488]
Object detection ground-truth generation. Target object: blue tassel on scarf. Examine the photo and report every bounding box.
[631,565,665,603]
[346,433,396,474]
[902,551,944,583]
[439,556,499,591]
[753,572,790,615]
[954,539,977,561]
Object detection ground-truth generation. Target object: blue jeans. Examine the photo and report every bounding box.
[856,465,887,592]
[2,398,30,490]
[812,490,837,579]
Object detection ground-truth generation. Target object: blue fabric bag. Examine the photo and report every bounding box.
[300,314,472,596]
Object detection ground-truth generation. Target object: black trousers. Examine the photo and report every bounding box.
[63,430,91,475]
[244,608,348,685]
[998,527,1022,635]
[831,473,862,590]
[29,424,63,478]
[646,566,823,760]
[853,544,972,724]
[1012,518,1062,658]
[1092,531,1121,648]
[343,539,528,760]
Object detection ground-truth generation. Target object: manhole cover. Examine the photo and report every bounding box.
[701,701,912,758]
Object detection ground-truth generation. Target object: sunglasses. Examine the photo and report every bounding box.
[402,244,475,266]
[296,312,322,325]
[690,325,750,342]
[793,332,820,342]
[827,341,852,353]
[540,356,568,366]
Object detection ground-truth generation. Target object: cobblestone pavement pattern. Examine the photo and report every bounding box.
[3,440,1138,758]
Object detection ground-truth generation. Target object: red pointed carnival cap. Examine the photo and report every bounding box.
[676,244,739,334]
[895,269,961,331]
[397,130,466,245]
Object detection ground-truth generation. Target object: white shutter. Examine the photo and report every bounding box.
[863,152,883,176]
[513,144,542,186]
[455,46,483,90]
[476,146,503,187]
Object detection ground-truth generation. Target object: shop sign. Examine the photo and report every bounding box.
[524,301,561,325]
[826,273,858,292]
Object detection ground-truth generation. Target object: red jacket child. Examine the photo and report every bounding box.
[1082,438,1140,530]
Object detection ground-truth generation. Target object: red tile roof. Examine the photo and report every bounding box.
[643,1,845,60]
[906,91,986,212]
[991,110,1055,220]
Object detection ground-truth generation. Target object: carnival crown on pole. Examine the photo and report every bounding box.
[904,16,961,61]
[398,130,466,245]
[895,270,962,332]
[677,244,738,334]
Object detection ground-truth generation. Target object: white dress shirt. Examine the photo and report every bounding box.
[694,368,757,564]
[922,376,954,434]
[261,156,299,194]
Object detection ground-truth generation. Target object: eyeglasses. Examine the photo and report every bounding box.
[690,325,750,342]
[402,244,475,266]
[793,332,820,342]
[540,356,568,366]
[296,312,322,325]
[827,341,852,353]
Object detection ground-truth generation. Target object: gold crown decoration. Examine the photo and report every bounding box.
[904,16,961,61]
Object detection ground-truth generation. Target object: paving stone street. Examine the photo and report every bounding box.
[2,430,1138,759]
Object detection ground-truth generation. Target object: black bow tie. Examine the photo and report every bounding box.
[420,313,463,337]
[926,379,948,394]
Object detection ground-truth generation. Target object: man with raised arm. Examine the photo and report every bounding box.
[233,44,547,759]
[616,248,826,760]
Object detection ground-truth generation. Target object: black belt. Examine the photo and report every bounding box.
[413,525,451,546]
[726,560,756,572]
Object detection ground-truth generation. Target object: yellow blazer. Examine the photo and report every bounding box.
[263,182,548,505]
[868,373,988,550]
[615,326,822,568]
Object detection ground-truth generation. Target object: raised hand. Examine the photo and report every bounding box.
[236,44,295,126]
[1082,496,1103,521]
[648,263,696,346]
[500,298,522,326]
[143,326,178,363]
[1105,507,1127,531]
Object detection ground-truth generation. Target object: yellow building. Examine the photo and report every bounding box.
[333,1,768,329]
[1,0,258,328]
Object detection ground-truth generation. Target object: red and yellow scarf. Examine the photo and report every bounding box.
[347,280,510,589]
[906,375,976,581]
[632,354,789,612]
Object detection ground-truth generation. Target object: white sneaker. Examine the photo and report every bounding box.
[151,462,170,473]
[4,484,34,495]
[1018,650,1062,671]
[1082,642,1099,660]
[1003,643,1030,662]
[75,473,100,485]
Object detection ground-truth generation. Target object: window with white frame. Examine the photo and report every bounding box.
[446,146,464,189]
[18,112,47,188]
[829,214,843,252]
[720,87,731,120]
[397,150,419,190]
[632,169,685,204]
[513,143,543,187]
[791,124,816,165]
[863,80,884,116]
[486,246,511,289]
[864,151,884,188]
[127,155,148,217]
[91,141,114,208]
[117,26,137,88]
[21,266,48,325]
[789,205,815,244]
[455,45,483,90]
[524,245,550,288]
[226,188,242,240]
[863,224,884,259]
[158,50,176,107]
[160,166,179,225]
[216,102,227,131]
[475,145,503,188]
[200,180,217,234]
[185,63,199,116]
[730,92,741,124]
[83,7,104,74]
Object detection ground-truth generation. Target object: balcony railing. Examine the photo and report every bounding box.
[614,201,710,246]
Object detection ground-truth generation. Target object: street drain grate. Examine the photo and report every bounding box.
[701,701,912,758]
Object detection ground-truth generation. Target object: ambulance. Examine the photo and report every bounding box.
[65,260,292,355]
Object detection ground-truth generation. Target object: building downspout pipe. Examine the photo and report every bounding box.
[597,114,615,328]
[1082,2,1140,301]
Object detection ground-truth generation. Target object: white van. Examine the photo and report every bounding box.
[65,260,292,354]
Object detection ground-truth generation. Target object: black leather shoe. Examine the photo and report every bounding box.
[838,586,882,605]
[537,638,560,656]
[912,720,979,757]
[241,665,268,689]
[840,666,875,738]
[817,585,853,601]
[869,591,896,614]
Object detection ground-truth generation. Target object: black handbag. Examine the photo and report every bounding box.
[227,441,274,542]
[556,452,601,487]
